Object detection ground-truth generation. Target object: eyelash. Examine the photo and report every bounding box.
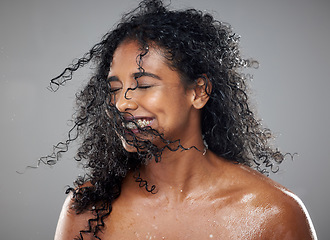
[109,85,152,93]
[109,88,120,93]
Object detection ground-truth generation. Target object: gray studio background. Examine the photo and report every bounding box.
[1,0,329,239]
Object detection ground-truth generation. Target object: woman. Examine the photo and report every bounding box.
[53,0,316,239]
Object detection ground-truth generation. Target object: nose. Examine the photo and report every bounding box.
[115,88,138,112]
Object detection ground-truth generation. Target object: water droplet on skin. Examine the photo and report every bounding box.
[180,189,183,192]
[145,232,153,239]
[152,224,158,230]
[209,234,213,238]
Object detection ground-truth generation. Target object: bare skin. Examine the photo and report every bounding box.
[55,152,316,240]
[55,41,316,240]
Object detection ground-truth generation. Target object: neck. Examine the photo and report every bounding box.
[135,137,216,199]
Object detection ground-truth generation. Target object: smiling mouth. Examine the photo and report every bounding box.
[124,118,153,130]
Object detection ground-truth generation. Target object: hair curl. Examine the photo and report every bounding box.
[46,0,285,238]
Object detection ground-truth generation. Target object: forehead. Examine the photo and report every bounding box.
[113,40,143,60]
[111,40,167,68]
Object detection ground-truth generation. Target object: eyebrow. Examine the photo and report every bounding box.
[133,72,162,80]
[107,71,162,82]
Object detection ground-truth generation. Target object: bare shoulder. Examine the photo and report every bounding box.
[54,192,95,240]
[220,162,317,239]
[269,187,318,240]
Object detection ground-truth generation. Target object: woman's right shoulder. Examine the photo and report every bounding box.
[54,189,95,240]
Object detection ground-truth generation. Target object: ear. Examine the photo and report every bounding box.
[191,75,212,109]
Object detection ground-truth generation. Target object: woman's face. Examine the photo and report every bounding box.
[107,40,199,152]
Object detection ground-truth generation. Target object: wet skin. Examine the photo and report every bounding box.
[55,41,316,240]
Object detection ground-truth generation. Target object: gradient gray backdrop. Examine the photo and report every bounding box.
[1,0,329,239]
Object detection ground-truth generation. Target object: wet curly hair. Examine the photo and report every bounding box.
[45,0,285,238]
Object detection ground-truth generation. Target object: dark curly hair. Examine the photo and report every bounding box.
[45,0,285,239]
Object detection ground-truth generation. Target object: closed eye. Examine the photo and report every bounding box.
[109,87,122,93]
[137,85,152,89]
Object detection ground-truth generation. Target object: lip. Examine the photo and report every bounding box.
[124,115,154,122]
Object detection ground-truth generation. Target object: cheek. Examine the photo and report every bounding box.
[139,92,171,129]
[139,86,191,121]
[141,91,167,112]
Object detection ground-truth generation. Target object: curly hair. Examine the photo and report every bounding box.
[46,0,285,238]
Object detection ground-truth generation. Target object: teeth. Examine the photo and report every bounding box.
[126,122,136,129]
[137,119,151,128]
[125,119,151,129]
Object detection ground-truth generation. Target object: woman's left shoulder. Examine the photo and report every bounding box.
[260,186,317,239]
[237,165,318,239]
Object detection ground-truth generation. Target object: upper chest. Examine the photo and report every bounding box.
[97,194,274,240]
